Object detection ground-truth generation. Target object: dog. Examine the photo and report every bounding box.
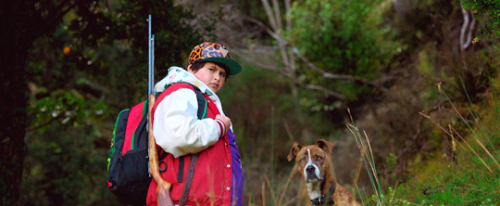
[287,139,362,206]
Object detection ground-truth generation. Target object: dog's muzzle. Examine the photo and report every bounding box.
[304,165,322,181]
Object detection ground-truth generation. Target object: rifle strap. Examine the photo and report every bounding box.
[178,153,199,206]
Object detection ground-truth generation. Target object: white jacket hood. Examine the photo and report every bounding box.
[154,66,225,116]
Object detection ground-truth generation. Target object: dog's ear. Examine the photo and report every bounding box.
[315,139,334,153]
[287,143,303,162]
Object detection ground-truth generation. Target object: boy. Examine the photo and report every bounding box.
[146,42,244,206]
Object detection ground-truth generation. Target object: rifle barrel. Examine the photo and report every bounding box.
[148,15,152,95]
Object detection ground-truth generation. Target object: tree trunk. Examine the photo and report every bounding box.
[1,2,31,205]
[0,38,29,206]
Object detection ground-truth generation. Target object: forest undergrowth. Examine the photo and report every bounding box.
[245,78,500,206]
[379,78,500,205]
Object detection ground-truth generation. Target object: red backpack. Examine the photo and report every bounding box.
[107,83,206,206]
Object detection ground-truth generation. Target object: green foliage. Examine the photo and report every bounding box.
[27,89,109,132]
[286,0,400,101]
[108,0,214,77]
[385,153,397,173]
[22,0,213,205]
[395,165,500,205]
[23,124,116,205]
[363,187,417,205]
[461,0,500,40]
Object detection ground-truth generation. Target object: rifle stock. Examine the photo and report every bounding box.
[148,94,174,206]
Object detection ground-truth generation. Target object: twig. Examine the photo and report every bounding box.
[281,196,298,206]
[262,181,266,206]
[300,82,346,100]
[397,99,446,158]
[389,180,401,205]
[26,115,64,132]
[283,119,295,142]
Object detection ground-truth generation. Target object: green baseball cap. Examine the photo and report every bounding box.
[187,42,242,76]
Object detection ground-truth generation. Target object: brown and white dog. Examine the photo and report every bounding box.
[287,139,362,206]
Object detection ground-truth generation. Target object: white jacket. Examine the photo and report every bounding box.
[153,67,230,158]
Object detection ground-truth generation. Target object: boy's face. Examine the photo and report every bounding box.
[188,62,227,93]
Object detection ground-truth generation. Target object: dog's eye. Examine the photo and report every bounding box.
[316,156,323,161]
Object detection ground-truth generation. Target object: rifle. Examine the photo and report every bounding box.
[147,14,174,206]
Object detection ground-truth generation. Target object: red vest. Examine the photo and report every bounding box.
[146,83,233,206]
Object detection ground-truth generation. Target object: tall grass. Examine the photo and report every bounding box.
[347,108,385,205]
[433,81,500,171]
[345,79,500,206]
[347,110,424,206]
[391,81,500,205]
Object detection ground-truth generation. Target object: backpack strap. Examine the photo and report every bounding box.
[192,85,207,119]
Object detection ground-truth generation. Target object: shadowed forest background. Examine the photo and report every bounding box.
[1,0,500,205]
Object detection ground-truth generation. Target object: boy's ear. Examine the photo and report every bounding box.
[187,65,194,73]
[315,139,334,153]
[287,143,303,162]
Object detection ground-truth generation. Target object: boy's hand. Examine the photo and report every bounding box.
[215,114,231,135]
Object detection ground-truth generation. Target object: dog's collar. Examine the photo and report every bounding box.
[310,182,336,205]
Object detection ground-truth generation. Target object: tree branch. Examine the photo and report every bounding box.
[284,0,292,31]
[271,0,282,31]
[230,49,281,72]
[244,15,287,45]
[26,115,64,132]
[268,1,292,75]
[292,47,389,92]
[300,83,346,100]
[232,49,345,99]
[284,0,295,72]
[241,15,391,97]
[247,16,386,84]
[460,6,475,51]
[242,5,393,99]
[260,0,277,31]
